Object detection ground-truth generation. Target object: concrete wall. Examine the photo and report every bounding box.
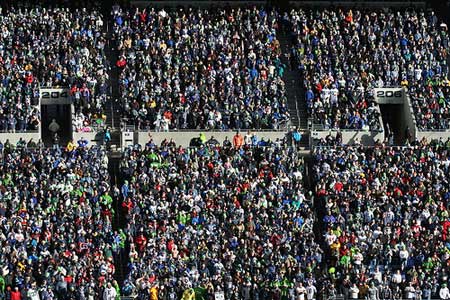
[135,131,289,147]
[311,130,384,146]
[73,131,104,146]
[375,87,404,105]
[415,131,450,141]
[404,89,450,142]
[0,133,41,145]
[121,131,137,149]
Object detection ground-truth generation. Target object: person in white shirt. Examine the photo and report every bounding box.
[349,283,360,299]
[392,270,403,284]
[103,282,117,300]
[306,282,317,300]
[440,283,450,300]
[27,282,41,300]
[296,282,306,300]
[404,282,415,299]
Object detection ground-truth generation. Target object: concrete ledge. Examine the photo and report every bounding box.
[136,131,289,147]
[311,130,384,145]
[415,131,450,141]
[0,133,41,144]
[73,131,104,146]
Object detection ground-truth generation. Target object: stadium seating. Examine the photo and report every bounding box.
[289,8,448,131]
[0,2,448,300]
[0,6,109,133]
[313,140,450,299]
[113,6,290,131]
[118,139,317,299]
[0,144,123,299]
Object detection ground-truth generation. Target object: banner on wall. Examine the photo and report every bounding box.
[40,88,71,105]
[374,88,404,104]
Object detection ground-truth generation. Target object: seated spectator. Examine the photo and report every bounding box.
[409,79,450,130]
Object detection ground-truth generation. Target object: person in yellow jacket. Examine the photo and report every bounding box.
[181,288,195,300]
[149,284,158,300]
[66,139,77,152]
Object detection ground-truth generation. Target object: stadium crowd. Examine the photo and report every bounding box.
[0,4,109,133]
[0,141,124,299]
[118,137,319,299]
[113,6,290,131]
[409,79,450,131]
[289,8,449,131]
[0,2,450,300]
[313,139,450,300]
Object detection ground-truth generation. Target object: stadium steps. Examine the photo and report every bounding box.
[102,12,122,153]
[109,130,121,152]
[305,155,332,286]
[103,8,128,286]
[108,156,128,286]
[299,132,310,148]
[278,25,309,130]
[104,13,122,132]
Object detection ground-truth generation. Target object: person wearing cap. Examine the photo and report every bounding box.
[103,282,117,300]
[440,283,450,300]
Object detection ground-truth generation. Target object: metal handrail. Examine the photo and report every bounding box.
[121,118,292,132]
[310,125,384,133]
[295,87,301,128]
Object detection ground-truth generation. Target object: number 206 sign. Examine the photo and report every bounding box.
[374,88,404,104]
[40,88,71,105]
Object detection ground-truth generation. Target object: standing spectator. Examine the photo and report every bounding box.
[306,282,317,300]
[440,284,450,300]
[103,282,117,300]
[349,283,360,299]
[292,127,302,148]
[233,131,244,148]
[10,287,21,300]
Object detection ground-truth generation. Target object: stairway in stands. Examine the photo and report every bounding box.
[278,21,309,148]
[101,3,128,286]
[278,22,308,130]
[108,155,128,286]
[104,13,122,151]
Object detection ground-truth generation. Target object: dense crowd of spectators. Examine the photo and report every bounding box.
[118,137,319,299]
[409,78,450,131]
[1,2,450,300]
[313,139,450,299]
[289,8,449,131]
[113,6,290,131]
[0,142,124,299]
[0,4,109,133]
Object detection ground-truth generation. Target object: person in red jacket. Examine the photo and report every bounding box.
[443,219,450,241]
[116,56,127,68]
[10,287,21,300]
